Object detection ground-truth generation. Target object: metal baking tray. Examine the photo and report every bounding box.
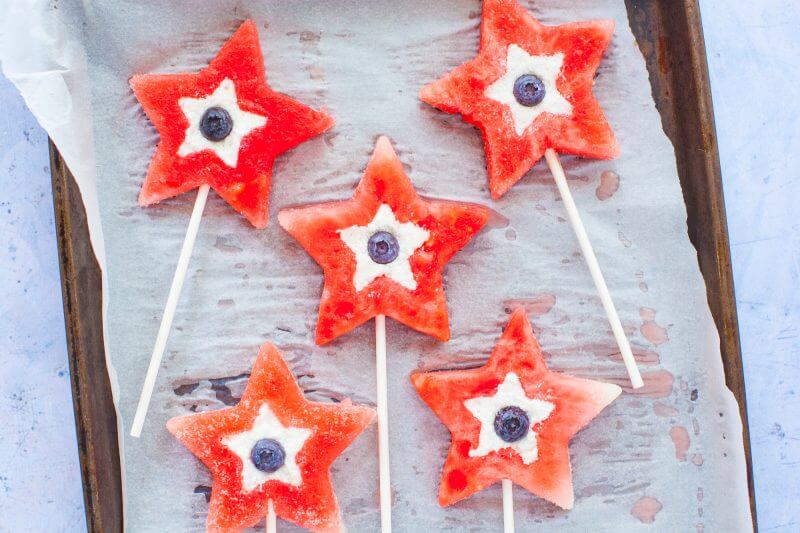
[51,0,756,530]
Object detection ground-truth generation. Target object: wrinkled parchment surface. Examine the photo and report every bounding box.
[3,0,753,531]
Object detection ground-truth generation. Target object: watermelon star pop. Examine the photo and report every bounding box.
[279,136,489,530]
[278,136,489,345]
[131,19,333,227]
[420,0,617,199]
[129,20,333,437]
[411,309,621,528]
[167,342,375,532]
[420,0,643,391]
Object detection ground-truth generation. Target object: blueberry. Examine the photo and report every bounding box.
[493,406,530,443]
[367,231,400,264]
[199,106,233,142]
[250,438,286,473]
[513,74,546,107]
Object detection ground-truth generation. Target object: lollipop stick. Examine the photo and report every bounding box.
[130,184,211,437]
[502,479,514,533]
[544,149,643,389]
[266,499,276,533]
[375,314,392,532]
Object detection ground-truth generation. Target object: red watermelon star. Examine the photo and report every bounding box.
[278,136,490,345]
[420,0,619,199]
[167,343,375,533]
[411,309,621,509]
[131,19,334,228]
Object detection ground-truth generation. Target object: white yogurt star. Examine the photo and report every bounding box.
[464,372,555,464]
[338,204,430,291]
[222,403,311,492]
[485,44,573,136]
[178,78,267,167]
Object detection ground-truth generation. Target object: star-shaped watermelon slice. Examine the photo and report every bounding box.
[167,343,375,532]
[420,0,619,199]
[278,136,490,345]
[411,308,621,509]
[131,19,334,228]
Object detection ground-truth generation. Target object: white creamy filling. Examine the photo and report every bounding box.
[177,77,267,168]
[222,403,311,492]
[464,372,555,464]
[338,204,430,291]
[484,44,573,136]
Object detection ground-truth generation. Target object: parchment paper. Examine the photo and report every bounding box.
[2,0,753,531]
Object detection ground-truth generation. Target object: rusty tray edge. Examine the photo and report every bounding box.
[626,0,756,528]
[51,145,123,533]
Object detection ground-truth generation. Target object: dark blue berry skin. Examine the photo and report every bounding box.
[493,406,530,443]
[513,75,546,107]
[250,438,286,473]
[200,106,233,142]
[367,231,400,264]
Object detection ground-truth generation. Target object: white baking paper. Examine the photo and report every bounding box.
[1,0,754,531]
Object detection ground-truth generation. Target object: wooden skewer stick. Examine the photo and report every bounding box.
[544,149,644,389]
[266,499,276,533]
[130,184,211,437]
[375,315,392,532]
[502,479,514,533]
